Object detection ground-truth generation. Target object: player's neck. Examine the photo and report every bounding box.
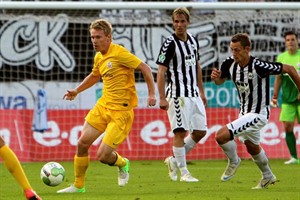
[287,49,297,55]
[239,57,250,68]
[175,33,187,42]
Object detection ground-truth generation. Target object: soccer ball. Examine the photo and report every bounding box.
[40,162,65,186]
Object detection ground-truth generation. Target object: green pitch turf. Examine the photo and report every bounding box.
[0,159,299,200]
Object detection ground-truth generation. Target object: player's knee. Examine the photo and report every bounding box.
[174,129,186,140]
[192,130,206,142]
[76,140,90,156]
[215,127,231,144]
[215,133,224,144]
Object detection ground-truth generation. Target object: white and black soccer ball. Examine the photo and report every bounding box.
[40,162,65,186]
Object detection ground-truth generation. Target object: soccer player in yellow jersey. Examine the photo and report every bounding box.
[0,137,42,199]
[57,19,156,193]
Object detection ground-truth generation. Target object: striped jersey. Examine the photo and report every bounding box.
[156,33,200,97]
[220,56,283,116]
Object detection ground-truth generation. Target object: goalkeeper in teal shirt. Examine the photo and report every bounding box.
[272,31,300,164]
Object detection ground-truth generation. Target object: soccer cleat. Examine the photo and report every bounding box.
[56,185,86,193]
[252,175,278,189]
[221,158,241,182]
[284,157,299,164]
[118,158,130,187]
[25,189,42,200]
[180,173,199,182]
[164,156,178,181]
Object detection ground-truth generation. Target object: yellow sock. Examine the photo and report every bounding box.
[0,145,32,191]
[114,152,126,168]
[74,155,89,189]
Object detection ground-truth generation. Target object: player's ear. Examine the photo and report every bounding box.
[245,46,251,52]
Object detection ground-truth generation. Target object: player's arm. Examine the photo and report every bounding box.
[136,62,156,107]
[197,61,207,106]
[211,68,226,85]
[281,64,300,100]
[271,75,282,107]
[157,64,169,110]
[63,72,100,100]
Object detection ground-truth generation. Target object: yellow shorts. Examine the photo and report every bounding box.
[85,104,134,148]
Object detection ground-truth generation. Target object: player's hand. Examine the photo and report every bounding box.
[270,98,278,108]
[147,95,156,107]
[211,68,221,81]
[63,89,78,101]
[200,93,207,107]
[159,98,169,110]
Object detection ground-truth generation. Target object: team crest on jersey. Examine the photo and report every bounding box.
[158,52,166,63]
[236,81,249,94]
[248,72,253,80]
[107,61,112,69]
[185,55,196,67]
[191,44,196,50]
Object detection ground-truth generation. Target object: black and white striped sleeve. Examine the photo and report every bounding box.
[254,59,283,78]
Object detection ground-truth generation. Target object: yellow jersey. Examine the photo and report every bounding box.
[92,43,142,110]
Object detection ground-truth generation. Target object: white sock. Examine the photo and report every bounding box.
[173,146,189,175]
[252,148,274,179]
[220,140,239,164]
[184,134,196,154]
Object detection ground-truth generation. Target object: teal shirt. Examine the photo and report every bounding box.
[277,49,300,104]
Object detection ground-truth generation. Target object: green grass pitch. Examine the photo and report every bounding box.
[0,159,299,200]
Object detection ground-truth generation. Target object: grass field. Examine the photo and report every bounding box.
[0,159,299,200]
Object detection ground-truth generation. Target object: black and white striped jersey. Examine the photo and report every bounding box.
[156,33,200,98]
[220,56,283,116]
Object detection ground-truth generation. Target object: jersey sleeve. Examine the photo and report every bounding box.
[118,45,142,69]
[254,58,283,78]
[156,37,175,67]
[220,57,234,79]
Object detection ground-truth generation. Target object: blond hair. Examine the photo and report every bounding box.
[89,19,112,36]
[172,7,190,23]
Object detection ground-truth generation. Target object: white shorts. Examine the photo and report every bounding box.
[226,112,268,145]
[167,97,207,133]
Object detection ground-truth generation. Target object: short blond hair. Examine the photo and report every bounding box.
[172,7,190,23]
[89,19,112,36]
